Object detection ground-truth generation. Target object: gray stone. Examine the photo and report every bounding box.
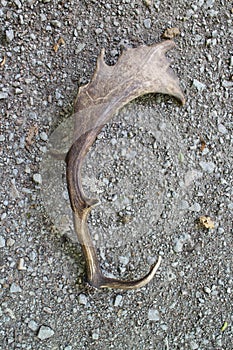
[40,132,48,141]
[114,295,123,307]
[218,124,227,134]
[179,200,189,210]
[199,161,215,173]
[118,256,129,266]
[0,92,8,99]
[222,80,233,88]
[37,325,54,340]
[173,240,183,253]
[190,341,199,349]
[51,20,61,28]
[144,18,152,29]
[6,29,14,42]
[33,173,42,184]
[0,135,5,141]
[14,0,22,8]
[28,320,39,331]
[228,202,233,210]
[203,286,211,294]
[95,28,102,35]
[1,212,7,220]
[78,293,88,305]
[189,202,201,212]
[148,308,160,321]
[0,236,6,248]
[193,79,206,92]
[10,283,22,293]
[75,43,86,54]
[92,331,99,340]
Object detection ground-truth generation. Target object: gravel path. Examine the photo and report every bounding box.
[0,1,232,349]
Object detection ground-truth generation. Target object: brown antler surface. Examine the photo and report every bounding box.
[66,40,185,290]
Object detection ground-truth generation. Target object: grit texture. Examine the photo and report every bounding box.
[0,1,232,349]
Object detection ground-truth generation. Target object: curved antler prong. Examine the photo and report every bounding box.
[66,41,185,290]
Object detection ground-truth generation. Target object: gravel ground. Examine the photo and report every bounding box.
[0,0,232,349]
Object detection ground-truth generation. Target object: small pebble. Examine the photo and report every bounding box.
[95,28,102,35]
[218,227,224,234]
[0,92,8,99]
[148,308,160,321]
[33,173,42,184]
[173,239,184,253]
[143,18,152,29]
[92,331,99,340]
[51,20,61,28]
[7,238,15,247]
[40,132,48,141]
[203,286,211,294]
[189,202,201,212]
[0,236,6,248]
[14,0,22,8]
[118,256,129,266]
[78,293,88,305]
[1,212,7,220]
[10,283,22,293]
[193,79,206,92]
[114,295,123,307]
[228,202,233,210]
[179,200,189,210]
[190,341,199,350]
[217,124,227,134]
[6,29,14,42]
[199,161,215,173]
[28,320,39,331]
[37,325,54,340]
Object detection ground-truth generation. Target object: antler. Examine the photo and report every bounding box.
[66,40,185,289]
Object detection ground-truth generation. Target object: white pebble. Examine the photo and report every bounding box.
[173,239,184,253]
[148,308,160,321]
[118,256,129,266]
[189,202,201,212]
[203,286,211,294]
[6,29,14,42]
[193,79,206,92]
[144,18,152,29]
[218,124,227,134]
[228,203,233,210]
[1,212,7,220]
[78,293,88,305]
[0,92,8,100]
[10,283,22,293]
[92,331,99,340]
[40,132,48,141]
[28,320,39,331]
[199,161,215,173]
[37,325,54,340]
[33,173,42,184]
[0,236,6,248]
[114,294,123,307]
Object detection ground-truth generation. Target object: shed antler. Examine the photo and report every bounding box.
[66,40,185,290]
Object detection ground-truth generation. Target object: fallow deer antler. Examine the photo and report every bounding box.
[66,40,185,290]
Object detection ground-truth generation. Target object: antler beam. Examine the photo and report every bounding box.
[66,40,185,290]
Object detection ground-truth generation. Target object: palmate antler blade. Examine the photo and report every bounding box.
[66,40,185,290]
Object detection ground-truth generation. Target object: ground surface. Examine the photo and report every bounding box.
[0,1,232,349]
